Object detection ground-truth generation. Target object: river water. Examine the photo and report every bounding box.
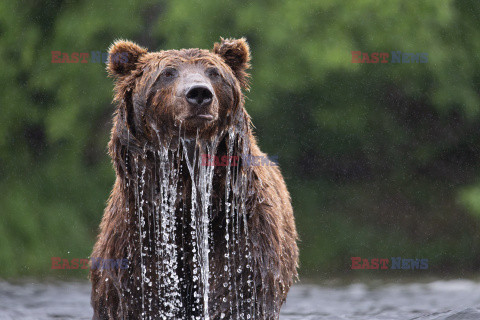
[1,279,480,319]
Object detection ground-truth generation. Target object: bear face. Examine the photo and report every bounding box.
[107,38,251,143]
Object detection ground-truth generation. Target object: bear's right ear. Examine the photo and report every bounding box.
[107,40,148,78]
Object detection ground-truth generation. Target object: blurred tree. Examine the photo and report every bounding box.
[0,0,479,277]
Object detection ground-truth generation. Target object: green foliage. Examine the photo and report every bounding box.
[1,0,480,277]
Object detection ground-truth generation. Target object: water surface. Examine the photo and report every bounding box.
[1,279,479,319]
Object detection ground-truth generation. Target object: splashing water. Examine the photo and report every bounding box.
[122,117,258,319]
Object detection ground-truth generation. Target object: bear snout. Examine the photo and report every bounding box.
[185,85,213,107]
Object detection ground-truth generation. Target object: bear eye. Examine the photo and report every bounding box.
[161,67,178,79]
[206,67,220,79]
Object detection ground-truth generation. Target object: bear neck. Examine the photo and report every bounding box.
[114,128,255,222]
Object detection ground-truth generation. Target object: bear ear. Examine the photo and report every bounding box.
[107,40,148,78]
[213,37,251,89]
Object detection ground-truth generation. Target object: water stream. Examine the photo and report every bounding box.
[121,116,258,319]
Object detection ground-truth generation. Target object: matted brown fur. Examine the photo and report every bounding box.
[90,38,298,320]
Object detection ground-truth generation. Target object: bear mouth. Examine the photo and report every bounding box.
[187,114,215,121]
[195,114,214,120]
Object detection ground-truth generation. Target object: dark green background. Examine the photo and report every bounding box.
[1,0,480,278]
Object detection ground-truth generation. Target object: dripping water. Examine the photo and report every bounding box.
[125,115,258,319]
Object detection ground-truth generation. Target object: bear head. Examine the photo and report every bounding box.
[107,38,251,146]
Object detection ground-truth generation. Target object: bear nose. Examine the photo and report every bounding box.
[186,85,213,107]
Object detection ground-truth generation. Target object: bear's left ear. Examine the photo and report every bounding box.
[213,37,251,89]
[107,40,148,78]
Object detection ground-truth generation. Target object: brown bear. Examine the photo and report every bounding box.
[90,38,298,320]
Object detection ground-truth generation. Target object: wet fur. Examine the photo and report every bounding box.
[90,38,298,320]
